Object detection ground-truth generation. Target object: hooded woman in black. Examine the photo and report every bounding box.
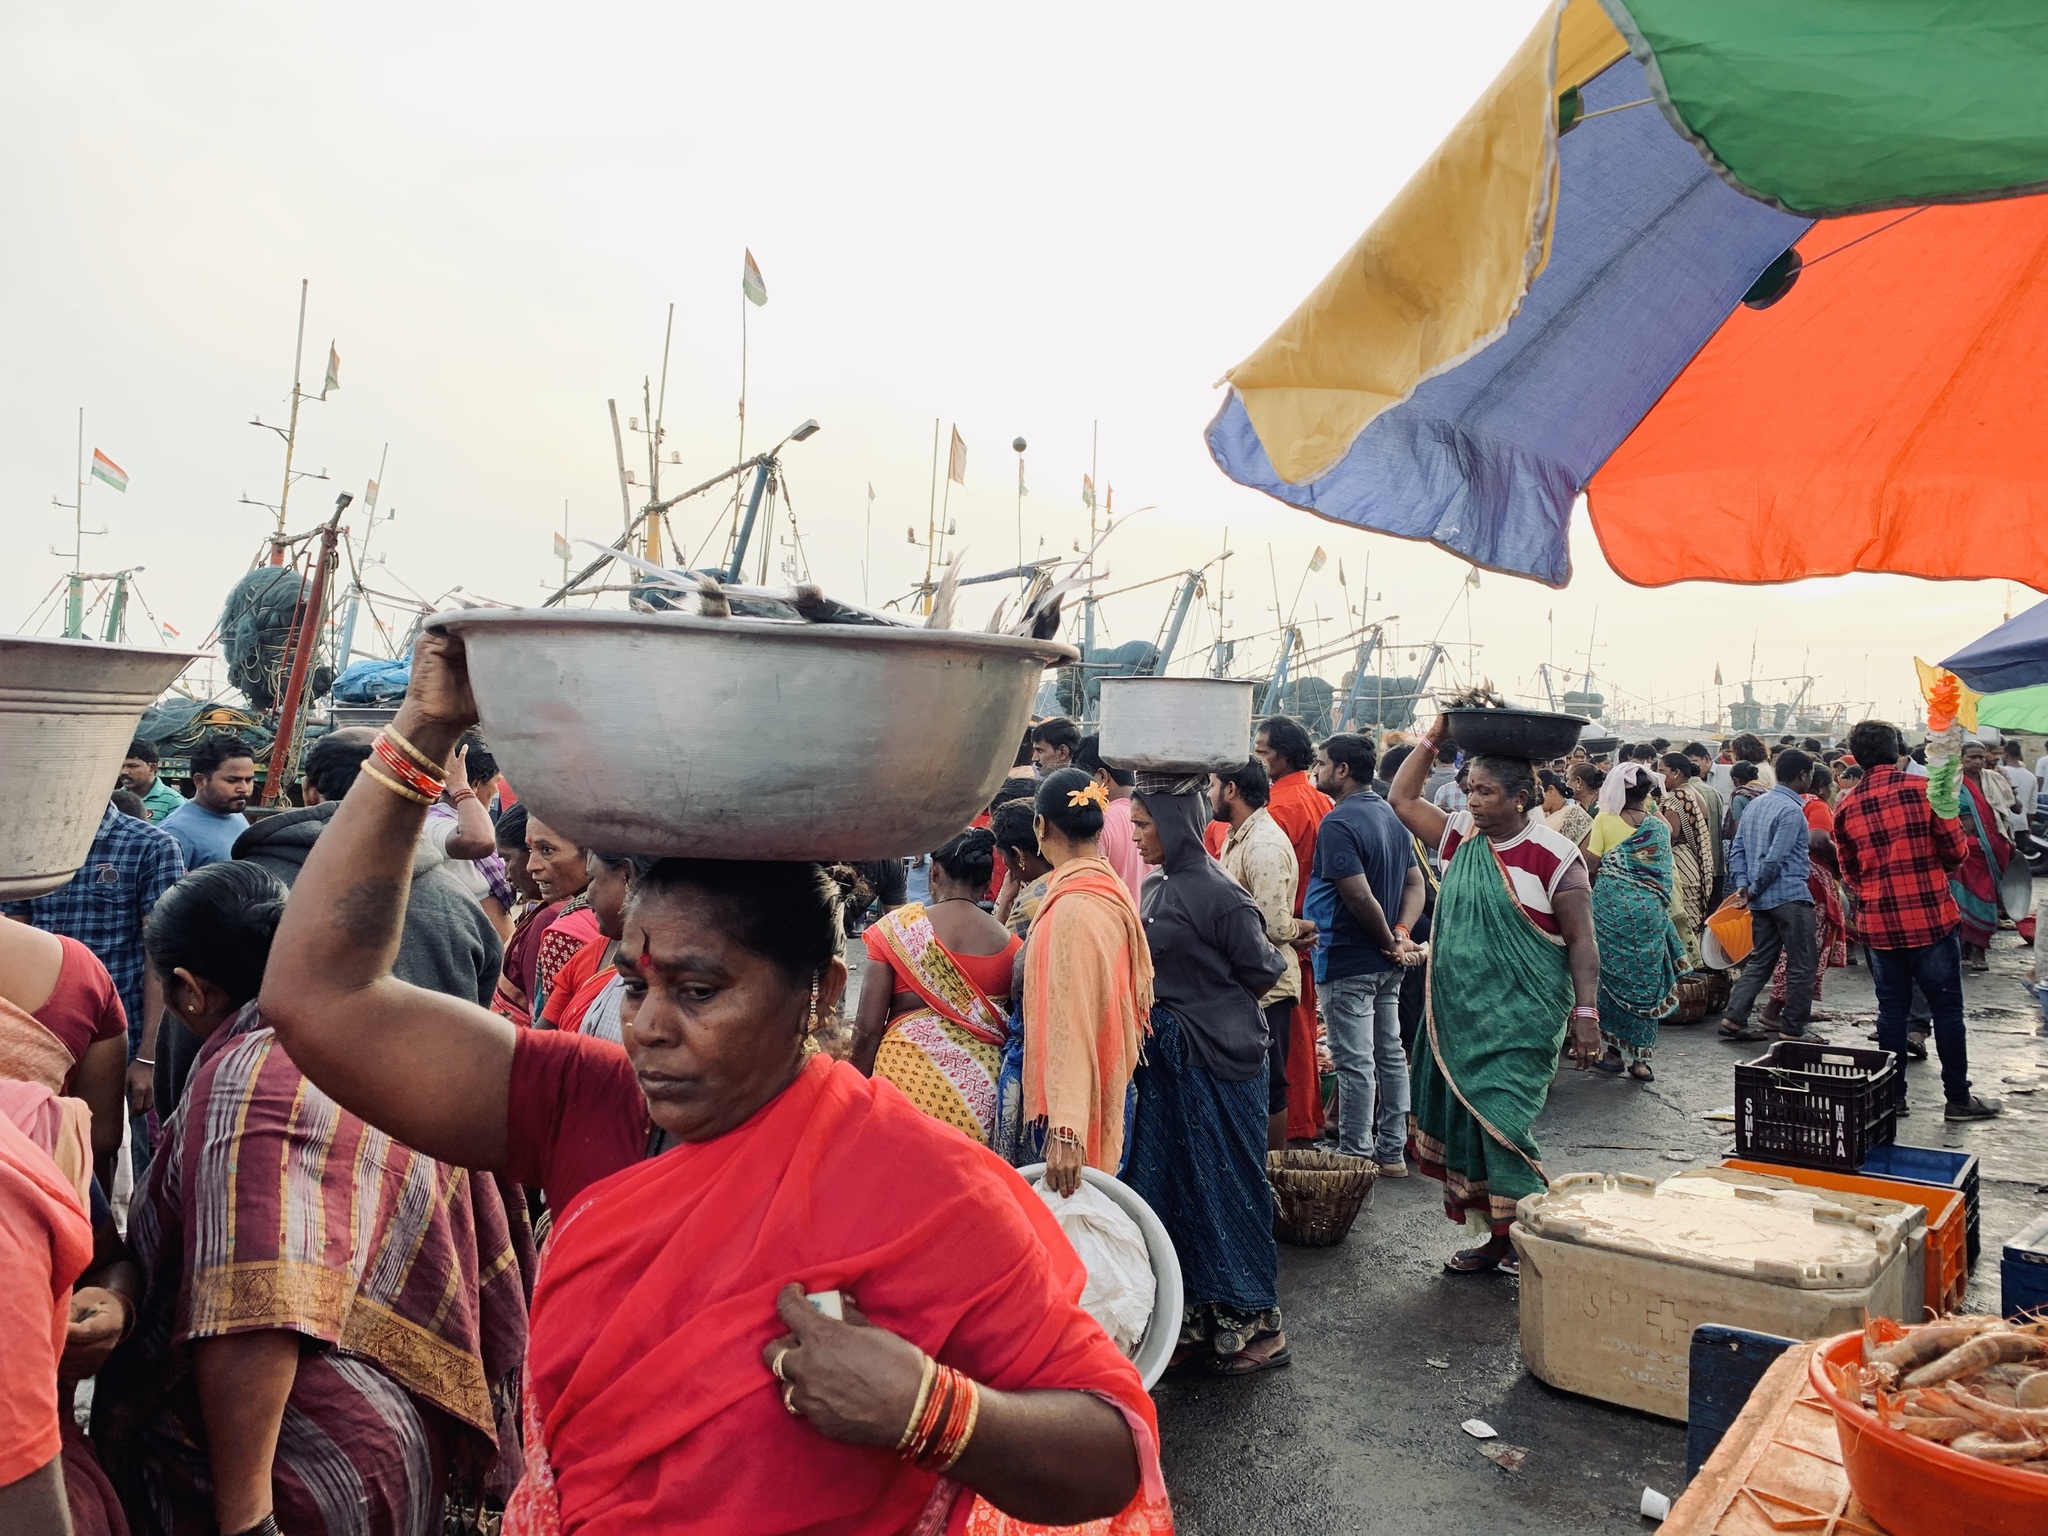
[1124,780,1290,1376]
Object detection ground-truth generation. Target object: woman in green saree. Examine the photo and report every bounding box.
[1389,718,1601,1276]
[1588,762,1684,1082]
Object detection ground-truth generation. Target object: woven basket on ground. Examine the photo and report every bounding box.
[1267,1149,1378,1247]
[1668,968,1734,1025]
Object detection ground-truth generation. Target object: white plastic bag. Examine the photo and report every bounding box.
[1032,1179,1157,1357]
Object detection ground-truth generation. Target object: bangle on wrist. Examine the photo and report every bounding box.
[226,1515,280,1536]
[133,1055,155,1066]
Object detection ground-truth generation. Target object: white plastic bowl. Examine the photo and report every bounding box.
[1017,1162,1183,1390]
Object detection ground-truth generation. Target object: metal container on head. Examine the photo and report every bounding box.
[1097,677,1256,772]
[0,636,201,899]
[426,608,1074,860]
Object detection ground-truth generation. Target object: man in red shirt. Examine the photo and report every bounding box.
[1835,720,2000,1121]
[1255,715,1333,1142]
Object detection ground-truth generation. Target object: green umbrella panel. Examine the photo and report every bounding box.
[1602,0,2048,215]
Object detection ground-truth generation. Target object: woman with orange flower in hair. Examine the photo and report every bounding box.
[1012,769,1153,1194]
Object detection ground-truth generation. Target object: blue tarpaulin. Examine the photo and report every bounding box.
[332,656,412,704]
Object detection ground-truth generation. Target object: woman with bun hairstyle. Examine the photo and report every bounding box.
[852,828,1023,1144]
[1015,769,1153,1197]
[95,860,529,1536]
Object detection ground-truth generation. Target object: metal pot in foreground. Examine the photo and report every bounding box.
[427,608,1073,861]
[0,636,201,898]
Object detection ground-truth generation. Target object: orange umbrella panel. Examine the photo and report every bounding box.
[1588,196,2048,591]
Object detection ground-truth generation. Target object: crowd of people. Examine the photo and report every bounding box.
[3,633,2041,1534]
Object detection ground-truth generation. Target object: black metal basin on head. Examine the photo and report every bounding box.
[1440,706,1587,763]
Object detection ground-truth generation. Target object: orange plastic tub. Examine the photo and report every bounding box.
[1809,1331,2048,1536]
[1721,1159,1967,1318]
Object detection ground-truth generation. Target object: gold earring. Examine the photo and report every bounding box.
[808,973,821,1023]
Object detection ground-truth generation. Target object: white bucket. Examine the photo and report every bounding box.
[1017,1163,1183,1390]
[1097,677,1255,773]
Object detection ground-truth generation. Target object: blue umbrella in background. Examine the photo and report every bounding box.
[1942,599,2048,735]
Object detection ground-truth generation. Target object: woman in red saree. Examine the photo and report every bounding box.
[852,830,1021,1145]
[258,631,1172,1536]
[0,920,129,1186]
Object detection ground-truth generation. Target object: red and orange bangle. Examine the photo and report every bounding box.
[381,724,444,776]
[897,1357,982,1472]
[371,732,446,802]
[360,758,434,806]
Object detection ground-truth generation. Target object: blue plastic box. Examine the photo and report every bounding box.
[2005,1213,2048,1320]
[1856,1143,1982,1264]
[1685,1326,1797,1480]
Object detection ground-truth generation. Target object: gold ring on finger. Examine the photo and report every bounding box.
[770,1347,791,1382]
[783,1382,801,1416]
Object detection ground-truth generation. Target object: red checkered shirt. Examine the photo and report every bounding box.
[1834,763,1971,950]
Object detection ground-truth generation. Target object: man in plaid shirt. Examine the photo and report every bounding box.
[1836,720,2000,1121]
[3,797,187,1161]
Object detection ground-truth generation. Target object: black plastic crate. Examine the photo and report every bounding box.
[1734,1040,1900,1171]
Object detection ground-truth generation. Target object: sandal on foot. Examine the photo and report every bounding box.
[1720,1023,1773,1042]
[1593,1051,1626,1076]
[1628,1062,1655,1082]
[1206,1333,1291,1376]
[1444,1246,1505,1275]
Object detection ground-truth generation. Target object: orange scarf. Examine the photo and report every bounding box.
[1021,857,1153,1171]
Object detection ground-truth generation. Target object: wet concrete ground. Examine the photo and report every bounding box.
[1152,897,2048,1534]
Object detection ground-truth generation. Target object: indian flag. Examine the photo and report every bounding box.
[742,249,767,306]
[90,449,128,492]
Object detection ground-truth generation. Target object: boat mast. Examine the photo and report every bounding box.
[271,280,310,562]
[648,303,673,565]
[52,407,102,638]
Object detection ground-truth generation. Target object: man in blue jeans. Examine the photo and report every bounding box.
[1307,734,1426,1174]
[1718,749,1822,1044]
[1835,720,2001,1120]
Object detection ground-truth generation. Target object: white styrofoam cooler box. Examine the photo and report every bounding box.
[1511,1171,1922,1421]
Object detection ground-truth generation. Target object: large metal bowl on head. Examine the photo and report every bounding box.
[1097,677,1255,772]
[0,636,201,899]
[427,608,1074,860]
[1440,705,1588,762]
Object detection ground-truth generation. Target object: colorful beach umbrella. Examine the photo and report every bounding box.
[1209,0,2048,591]
[1942,597,2048,696]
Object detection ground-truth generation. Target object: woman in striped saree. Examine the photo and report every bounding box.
[1657,753,1717,972]
[96,862,529,1536]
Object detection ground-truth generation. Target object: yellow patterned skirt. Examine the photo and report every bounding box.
[874,1009,1004,1144]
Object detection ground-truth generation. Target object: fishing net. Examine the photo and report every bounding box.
[134,698,276,764]
[219,568,333,712]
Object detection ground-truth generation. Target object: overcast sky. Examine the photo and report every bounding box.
[4,1,2025,730]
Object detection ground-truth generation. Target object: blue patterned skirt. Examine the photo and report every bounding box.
[1125,1006,1277,1316]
